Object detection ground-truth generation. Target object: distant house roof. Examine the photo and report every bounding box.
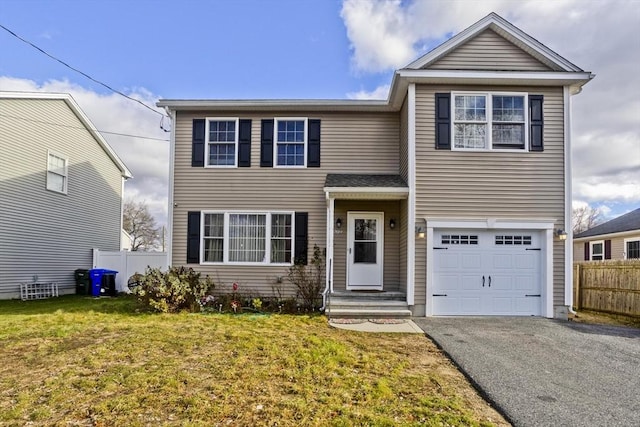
[575,208,640,239]
[324,174,408,188]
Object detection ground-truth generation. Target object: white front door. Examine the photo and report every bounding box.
[432,230,542,315]
[347,212,384,290]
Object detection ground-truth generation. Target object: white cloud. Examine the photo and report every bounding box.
[340,0,640,212]
[347,84,390,100]
[0,77,169,227]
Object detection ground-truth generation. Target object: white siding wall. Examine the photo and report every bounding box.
[0,99,124,298]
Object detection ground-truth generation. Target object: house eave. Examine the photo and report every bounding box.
[396,70,594,93]
[324,187,409,200]
[156,99,395,113]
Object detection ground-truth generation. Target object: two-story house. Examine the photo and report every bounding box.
[0,92,132,299]
[158,13,593,319]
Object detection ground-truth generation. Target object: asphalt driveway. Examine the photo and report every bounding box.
[412,317,640,427]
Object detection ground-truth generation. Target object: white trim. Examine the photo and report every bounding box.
[166,109,176,267]
[405,13,583,72]
[204,117,239,168]
[564,86,573,308]
[397,69,593,86]
[424,218,555,318]
[407,84,416,306]
[450,91,529,151]
[346,211,384,290]
[46,149,69,194]
[199,210,295,266]
[273,117,308,168]
[623,237,640,260]
[589,240,605,261]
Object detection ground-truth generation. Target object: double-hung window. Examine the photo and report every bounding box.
[47,151,68,194]
[275,118,307,167]
[590,241,604,261]
[453,92,527,150]
[206,118,238,167]
[625,239,640,259]
[201,212,293,264]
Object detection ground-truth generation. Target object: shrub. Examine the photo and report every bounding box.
[131,266,214,313]
[287,245,325,310]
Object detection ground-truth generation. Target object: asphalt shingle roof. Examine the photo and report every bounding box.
[324,174,408,188]
[575,208,640,238]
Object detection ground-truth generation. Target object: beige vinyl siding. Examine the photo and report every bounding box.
[0,99,123,298]
[172,111,399,292]
[332,201,401,292]
[399,199,408,294]
[428,29,553,71]
[574,233,640,261]
[414,84,566,306]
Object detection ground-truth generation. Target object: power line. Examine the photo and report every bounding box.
[0,113,169,142]
[0,23,169,130]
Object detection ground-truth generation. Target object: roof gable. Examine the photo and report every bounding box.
[575,208,640,239]
[427,28,553,71]
[405,12,583,72]
[0,91,132,178]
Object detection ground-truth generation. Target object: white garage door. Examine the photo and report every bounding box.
[432,230,542,316]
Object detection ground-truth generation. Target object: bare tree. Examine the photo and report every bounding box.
[123,199,160,251]
[572,205,603,234]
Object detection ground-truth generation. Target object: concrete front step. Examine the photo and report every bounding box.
[328,299,409,307]
[325,307,413,319]
[330,291,406,301]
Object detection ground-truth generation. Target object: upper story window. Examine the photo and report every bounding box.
[275,118,307,167]
[46,151,68,194]
[590,240,604,261]
[625,239,640,259]
[452,92,528,151]
[206,118,238,167]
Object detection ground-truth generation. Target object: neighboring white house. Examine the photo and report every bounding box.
[121,229,133,251]
[0,92,132,299]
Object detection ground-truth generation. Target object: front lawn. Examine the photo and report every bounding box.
[0,296,507,426]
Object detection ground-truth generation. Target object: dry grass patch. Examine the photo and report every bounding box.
[0,296,508,426]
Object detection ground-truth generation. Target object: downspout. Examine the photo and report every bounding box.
[564,86,577,315]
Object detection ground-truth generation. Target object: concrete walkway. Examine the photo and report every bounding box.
[413,317,640,427]
[328,318,423,333]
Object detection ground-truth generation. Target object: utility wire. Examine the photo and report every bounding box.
[0,113,169,142]
[0,23,169,130]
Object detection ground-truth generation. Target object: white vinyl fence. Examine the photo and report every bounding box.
[92,249,168,292]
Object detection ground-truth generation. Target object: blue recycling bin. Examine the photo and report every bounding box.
[89,269,118,297]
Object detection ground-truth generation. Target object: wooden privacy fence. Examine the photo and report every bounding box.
[573,260,640,317]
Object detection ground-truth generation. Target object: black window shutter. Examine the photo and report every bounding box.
[260,119,274,167]
[604,240,612,260]
[192,119,205,167]
[238,119,251,167]
[307,119,321,167]
[435,93,451,150]
[529,95,544,152]
[187,211,201,264]
[584,242,590,261]
[294,212,308,265]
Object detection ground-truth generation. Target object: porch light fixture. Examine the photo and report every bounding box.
[415,226,425,239]
[335,218,342,229]
[555,229,567,241]
[389,218,396,229]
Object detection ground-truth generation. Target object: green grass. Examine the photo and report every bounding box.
[0,296,506,426]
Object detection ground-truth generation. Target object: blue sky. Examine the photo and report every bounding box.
[1,0,638,229]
